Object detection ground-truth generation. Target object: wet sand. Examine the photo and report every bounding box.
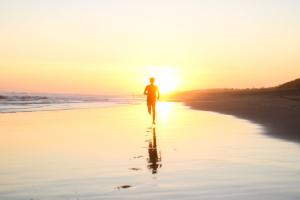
[1,103,300,199]
[185,94,300,143]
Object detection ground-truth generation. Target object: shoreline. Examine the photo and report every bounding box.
[184,94,300,144]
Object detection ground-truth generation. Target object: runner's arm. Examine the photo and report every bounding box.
[144,86,148,95]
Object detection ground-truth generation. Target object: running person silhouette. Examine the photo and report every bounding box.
[144,77,160,124]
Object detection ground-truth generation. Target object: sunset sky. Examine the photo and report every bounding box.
[1,0,300,95]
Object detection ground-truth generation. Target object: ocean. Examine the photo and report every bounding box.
[0,92,143,113]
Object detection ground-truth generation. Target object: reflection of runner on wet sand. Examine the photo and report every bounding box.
[147,127,162,174]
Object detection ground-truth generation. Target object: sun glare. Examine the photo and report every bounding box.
[146,67,181,94]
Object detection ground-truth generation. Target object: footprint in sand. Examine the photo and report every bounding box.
[116,185,132,190]
[133,155,143,159]
[129,167,141,171]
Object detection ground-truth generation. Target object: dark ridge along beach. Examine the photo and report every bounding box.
[170,78,300,143]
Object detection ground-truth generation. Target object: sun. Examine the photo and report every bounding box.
[146,67,181,94]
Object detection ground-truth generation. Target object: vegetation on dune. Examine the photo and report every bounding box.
[165,78,300,101]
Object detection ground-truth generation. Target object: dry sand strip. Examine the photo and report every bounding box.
[185,95,300,144]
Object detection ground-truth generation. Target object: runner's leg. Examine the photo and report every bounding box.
[152,102,156,123]
[147,104,151,115]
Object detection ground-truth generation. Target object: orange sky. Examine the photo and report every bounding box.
[1,0,300,95]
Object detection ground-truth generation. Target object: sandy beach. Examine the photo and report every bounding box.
[1,103,300,199]
[183,93,300,144]
[2,0,300,199]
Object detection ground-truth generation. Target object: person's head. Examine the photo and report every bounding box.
[149,77,155,84]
